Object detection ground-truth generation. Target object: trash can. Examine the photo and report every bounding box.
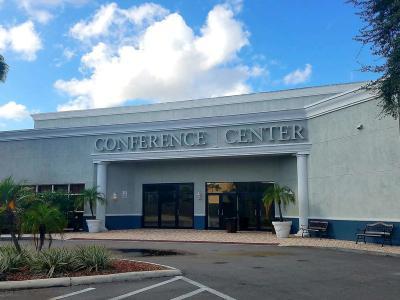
[225,217,238,233]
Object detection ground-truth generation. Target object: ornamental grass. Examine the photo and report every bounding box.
[0,244,112,278]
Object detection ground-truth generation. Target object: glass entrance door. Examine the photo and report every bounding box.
[143,191,159,227]
[220,193,237,229]
[238,193,258,230]
[207,193,237,229]
[206,182,274,231]
[143,183,194,228]
[160,189,177,227]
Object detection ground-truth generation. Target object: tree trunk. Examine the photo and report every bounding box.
[48,233,53,249]
[89,202,94,218]
[6,209,21,253]
[10,231,21,253]
[33,234,38,250]
[278,202,283,222]
[38,224,46,251]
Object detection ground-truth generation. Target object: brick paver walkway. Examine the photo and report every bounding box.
[61,229,400,255]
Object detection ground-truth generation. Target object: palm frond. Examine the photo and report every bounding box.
[262,184,296,221]
[0,54,9,83]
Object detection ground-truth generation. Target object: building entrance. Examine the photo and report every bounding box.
[143,183,194,228]
[206,182,274,231]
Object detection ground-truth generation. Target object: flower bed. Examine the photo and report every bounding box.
[0,244,167,282]
[5,259,166,281]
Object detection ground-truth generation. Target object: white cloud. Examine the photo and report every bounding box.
[0,21,42,61]
[56,2,257,111]
[69,2,169,41]
[70,3,117,41]
[0,26,7,50]
[63,48,75,60]
[17,0,91,24]
[195,4,249,69]
[123,3,169,26]
[0,101,30,121]
[283,63,312,85]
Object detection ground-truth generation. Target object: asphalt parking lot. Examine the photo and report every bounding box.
[1,239,400,299]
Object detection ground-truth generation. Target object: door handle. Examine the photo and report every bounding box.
[221,209,224,216]
[254,209,257,216]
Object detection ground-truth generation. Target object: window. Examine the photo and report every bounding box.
[38,185,52,193]
[23,185,36,192]
[54,184,68,193]
[70,184,85,194]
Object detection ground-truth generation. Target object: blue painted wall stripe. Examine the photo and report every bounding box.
[194,216,206,229]
[105,215,142,230]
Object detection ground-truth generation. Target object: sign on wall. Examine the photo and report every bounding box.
[94,121,307,153]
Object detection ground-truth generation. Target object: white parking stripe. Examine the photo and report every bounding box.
[49,287,96,300]
[181,276,236,300]
[170,288,205,300]
[109,276,182,300]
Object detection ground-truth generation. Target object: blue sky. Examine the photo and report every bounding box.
[0,0,376,131]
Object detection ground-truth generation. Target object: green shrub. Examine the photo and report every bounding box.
[0,245,28,273]
[29,248,74,277]
[0,245,113,277]
[73,245,111,272]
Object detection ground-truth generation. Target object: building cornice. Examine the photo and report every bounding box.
[0,109,306,142]
[0,82,376,142]
[91,143,312,162]
[305,87,377,119]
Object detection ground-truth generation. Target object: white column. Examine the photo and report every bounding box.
[296,153,309,236]
[96,161,108,231]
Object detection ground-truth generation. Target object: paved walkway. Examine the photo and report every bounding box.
[59,229,400,255]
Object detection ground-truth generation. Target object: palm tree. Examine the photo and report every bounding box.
[0,177,35,252]
[21,202,67,251]
[262,184,295,222]
[75,187,105,218]
[0,54,9,82]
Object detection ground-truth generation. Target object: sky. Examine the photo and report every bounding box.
[0,0,377,131]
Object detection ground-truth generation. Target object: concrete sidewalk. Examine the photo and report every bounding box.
[55,229,400,255]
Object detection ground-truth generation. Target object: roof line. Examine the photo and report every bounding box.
[32,81,367,121]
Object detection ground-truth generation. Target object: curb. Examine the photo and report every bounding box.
[0,267,181,291]
[68,238,279,246]
[280,244,400,257]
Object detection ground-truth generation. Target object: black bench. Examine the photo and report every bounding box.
[301,220,329,238]
[356,222,394,247]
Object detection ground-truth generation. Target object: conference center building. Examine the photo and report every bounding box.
[0,82,399,243]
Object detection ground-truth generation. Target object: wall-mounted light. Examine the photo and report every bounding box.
[356,124,364,130]
[112,192,118,201]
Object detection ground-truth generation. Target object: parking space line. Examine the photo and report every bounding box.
[49,287,96,300]
[170,288,205,300]
[109,276,183,300]
[181,276,236,300]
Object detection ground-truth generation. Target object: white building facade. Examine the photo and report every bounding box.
[0,82,399,243]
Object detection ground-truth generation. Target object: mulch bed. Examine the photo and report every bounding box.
[5,259,167,281]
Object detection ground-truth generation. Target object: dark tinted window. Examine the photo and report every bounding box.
[38,185,52,193]
[70,184,85,194]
